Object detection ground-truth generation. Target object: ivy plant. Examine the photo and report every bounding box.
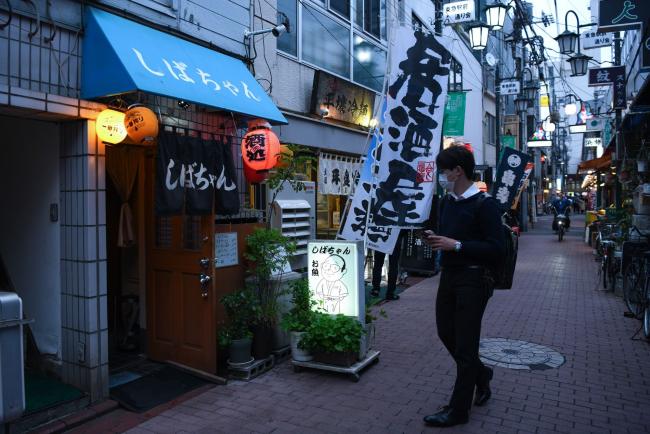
[298,313,365,354]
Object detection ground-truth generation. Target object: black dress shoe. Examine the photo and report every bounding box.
[474,367,494,406]
[423,406,468,427]
[385,293,400,301]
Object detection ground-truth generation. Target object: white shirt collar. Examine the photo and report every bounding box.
[449,183,481,200]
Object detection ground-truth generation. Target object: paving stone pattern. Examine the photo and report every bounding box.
[124,216,650,433]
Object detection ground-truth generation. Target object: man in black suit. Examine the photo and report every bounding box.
[422,145,505,427]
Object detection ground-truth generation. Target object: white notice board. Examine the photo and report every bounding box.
[215,232,238,268]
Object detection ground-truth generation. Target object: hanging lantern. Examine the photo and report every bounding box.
[241,120,280,176]
[243,164,268,183]
[124,104,159,144]
[96,109,127,144]
[276,144,294,169]
[468,23,490,50]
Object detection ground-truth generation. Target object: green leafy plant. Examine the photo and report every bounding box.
[281,278,316,332]
[220,289,259,340]
[244,227,297,327]
[299,313,365,353]
[365,306,387,324]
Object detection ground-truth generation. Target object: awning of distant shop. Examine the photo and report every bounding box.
[81,7,287,124]
[577,150,612,173]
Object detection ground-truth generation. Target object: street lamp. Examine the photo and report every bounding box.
[554,10,592,76]
[521,68,539,100]
[563,94,579,115]
[515,97,530,113]
[468,23,490,50]
[542,117,556,132]
[568,52,591,77]
[485,1,509,31]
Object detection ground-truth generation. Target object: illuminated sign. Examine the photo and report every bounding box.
[310,70,375,127]
[308,240,364,321]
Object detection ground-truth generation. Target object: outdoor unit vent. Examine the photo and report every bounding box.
[271,199,313,270]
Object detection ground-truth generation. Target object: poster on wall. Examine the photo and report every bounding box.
[215,232,238,268]
[370,26,451,228]
[308,240,364,321]
[155,132,239,216]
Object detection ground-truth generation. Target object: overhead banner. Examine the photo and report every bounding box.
[155,132,239,216]
[318,153,361,196]
[442,91,466,136]
[370,27,451,228]
[491,147,532,211]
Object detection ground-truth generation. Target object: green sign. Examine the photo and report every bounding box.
[602,120,612,150]
[499,135,517,162]
[442,92,466,136]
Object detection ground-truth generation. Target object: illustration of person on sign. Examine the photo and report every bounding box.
[314,254,349,313]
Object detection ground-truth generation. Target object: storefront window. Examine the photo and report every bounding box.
[302,4,351,77]
[277,0,298,56]
[449,57,463,92]
[353,35,386,92]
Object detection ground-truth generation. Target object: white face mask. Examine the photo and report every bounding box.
[438,173,455,191]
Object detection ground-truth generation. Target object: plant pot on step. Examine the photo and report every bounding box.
[229,337,252,364]
[290,331,313,361]
[252,324,274,359]
[314,350,358,367]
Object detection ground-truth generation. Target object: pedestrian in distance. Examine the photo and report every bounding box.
[422,145,506,428]
[370,230,404,301]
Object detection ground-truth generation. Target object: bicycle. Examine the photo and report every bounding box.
[622,227,650,339]
[595,221,624,290]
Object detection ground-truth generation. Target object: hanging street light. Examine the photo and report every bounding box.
[568,52,591,77]
[515,97,530,113]
[468,23,490,50]
[485,1,509,31]
[563,94,579,115]
[523,81,540,100]
[554,10,579,55]
[542,117,556,132]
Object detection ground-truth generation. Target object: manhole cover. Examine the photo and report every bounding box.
[479,338,565,370]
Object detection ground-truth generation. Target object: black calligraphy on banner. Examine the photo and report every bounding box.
[155,131,239,216]
[371,27,451,228]
[491,147,531,211]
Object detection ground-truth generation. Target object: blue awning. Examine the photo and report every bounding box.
[81,7,287,124]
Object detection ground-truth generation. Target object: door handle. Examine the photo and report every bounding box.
[199,274,211,286]
[199,258,210,269]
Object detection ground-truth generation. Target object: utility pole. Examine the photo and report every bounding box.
[495,63,501,167]
[519,55,528,232]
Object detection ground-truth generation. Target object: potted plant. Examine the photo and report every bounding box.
[244,227,296,359]
[360,306,386,360]
[280,278,316,361]
[220,289,259,365]
[299,312,365,367]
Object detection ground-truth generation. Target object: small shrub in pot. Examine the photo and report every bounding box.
[299,312,364,367]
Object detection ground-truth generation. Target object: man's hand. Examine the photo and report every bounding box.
[424,235,458,251]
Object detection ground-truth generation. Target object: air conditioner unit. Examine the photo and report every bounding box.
[254,181,316,270]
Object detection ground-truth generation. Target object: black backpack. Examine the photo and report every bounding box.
[441,193,518,289]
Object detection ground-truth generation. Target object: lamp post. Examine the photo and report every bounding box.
[485,1,509,31]
[554,10,593,77]
[468,22,491,50]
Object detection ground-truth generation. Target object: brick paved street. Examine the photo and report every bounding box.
[105,215,650,433]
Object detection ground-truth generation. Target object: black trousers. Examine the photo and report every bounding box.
[371,237,403,297]
[436,267,492,412]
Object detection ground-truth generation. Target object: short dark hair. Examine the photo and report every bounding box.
[436,145,475,178]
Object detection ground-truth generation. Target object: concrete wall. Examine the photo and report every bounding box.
[0,116,61,357]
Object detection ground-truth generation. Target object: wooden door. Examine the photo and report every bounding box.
[145,157,216,373]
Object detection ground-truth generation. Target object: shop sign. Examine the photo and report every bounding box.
[642,30,650,71]
[443,0,475,24]
[155,132,239,216]
[370,26,451,228]
[442,92,466,136]
[215,232,238,268]
[498,81,520,96]
[310,70,375,127]
[586,117,604,131]
[492,147,532,210]
[598,0,650,32]
[584,135,602,147]
[581,30,613,49]
[588,66,627,109]
[308,240,364,321]
[318,153,362,196]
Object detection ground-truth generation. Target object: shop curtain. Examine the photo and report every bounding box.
[106,146,139,247]
[318,153,361,196]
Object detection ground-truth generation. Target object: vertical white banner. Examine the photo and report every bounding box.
[318,153,331,195]
[370,26,452,228]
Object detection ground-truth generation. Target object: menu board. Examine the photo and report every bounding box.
[215,232,238,268]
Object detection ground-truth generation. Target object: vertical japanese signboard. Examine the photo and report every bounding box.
[588,66,627,109]
[491,147,532,211]
[442,92,466,136]
[308,240,364,322]
[370,26,451,229]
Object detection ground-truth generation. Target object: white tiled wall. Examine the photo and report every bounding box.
[60,120,109,402]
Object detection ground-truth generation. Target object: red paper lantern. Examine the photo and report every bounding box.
[241,120,280,181]
[244,165,268,183]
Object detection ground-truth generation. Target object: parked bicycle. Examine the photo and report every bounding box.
[595,221,624,291]
[622,227,650,339]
